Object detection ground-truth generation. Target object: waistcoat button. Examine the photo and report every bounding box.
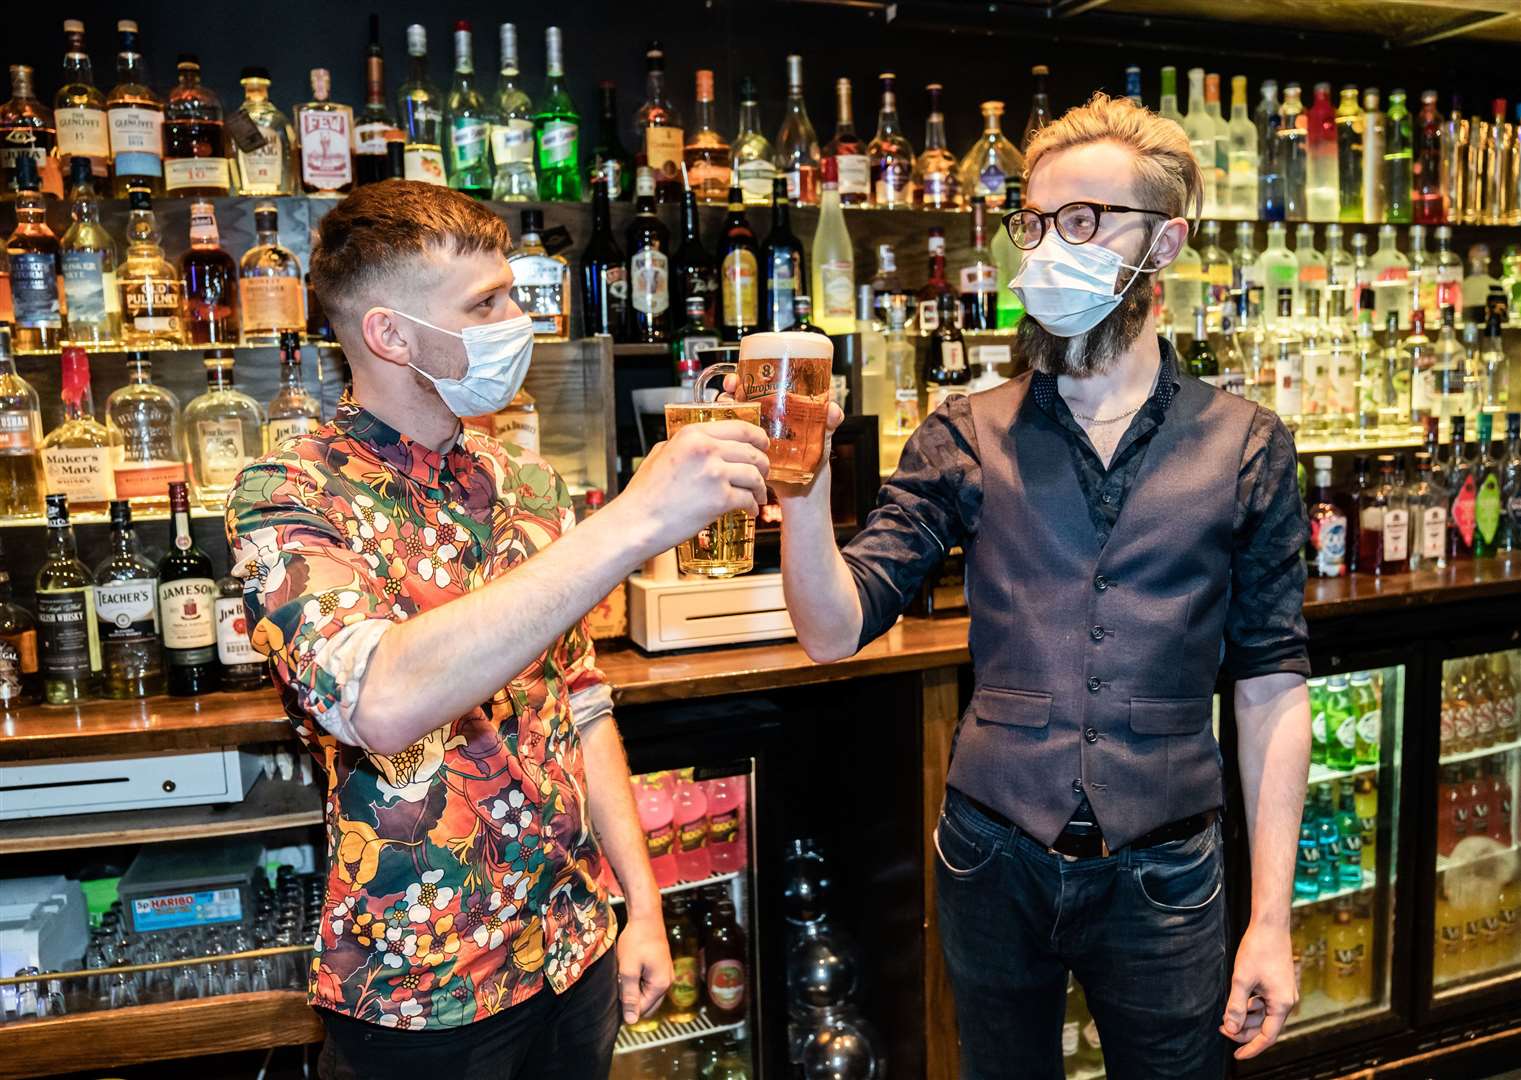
[1086,676,1102,692]
[1072,778,1084,793]
[1094,575,1108,591]
[1090,625,1105,641]
[1085,727,1098,743]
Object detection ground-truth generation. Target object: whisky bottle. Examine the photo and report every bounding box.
[533,27,580,202]
[60,157,121,346]
[37,494,100,704]
[489,23,536,201]
[508,210,571,341]
[105,353,185,513]
[117,187,183,346]
[625,170,671,343]
[157,481,217,697]
[6,155,63,351]
[397,24,445,185]
[494,389,539,456]
[0,536,40,707]
[232,67,296,196]
[179,200,239,345]
[215,572,266,692]
[265,332,321,446]
[732,76,777,207]
[183,351,264,512]
[444,22,490,198]
[0,64,63,199]
[106,20,165,197]
[684,70,731,204]
[634,42,683,205]
[0,326,45,521]
[162,55,229,198]
[93,499,162,699]
[355,16,403,188]
[239,202,304,345]
[40,347,114,517]
[54,20,111,181]
[294,68,354,196]
[719,182,760,342]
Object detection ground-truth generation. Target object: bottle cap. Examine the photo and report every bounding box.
[109,499,132,527]
[168,481,190,512]
[310,68,331,100]
[63,18,83,34]
[454,19,471,31]
[407,24,426,56]
[117,18,138,34]
[1313,455,1333,470]
[45,494,69,528]
[68,156,92,188]
[520,208,543,234]
[645,41,665,68]
[738,75,757,102]
[695,69,714,101]
[60,348,90,398]
[241,66,271,81]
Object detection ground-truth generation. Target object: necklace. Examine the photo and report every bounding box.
[1071,401,1145,425]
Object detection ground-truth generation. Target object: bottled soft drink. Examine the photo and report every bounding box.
[703,897,749,1023]
[1451,661,1477,755]
[1440,663,1457,756]
[672,770,712,882]
[1472,659,1497,751]
[1493,653,1519,744]
[1464,761,1494,841]
[664,895,702,1023]
[1325,899,1365,1004]
[1336,783,1365,889]
[1315,784,1342,894]
[1497,877,1521,968]
[1309,677,1329,766]
[1437,763,1466,857]
[706,776,747,872]
[1489,754,1514,848]
[1350,671,1381,766]
[636,774,679,888]
[1355,774,1379,879]
[1296,811,1323,902]
[1301,902,1328,997]
[1434,880,1464,984]
[1325,675,1357,771]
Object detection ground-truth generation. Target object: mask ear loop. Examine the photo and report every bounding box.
[1114,223,1171,297]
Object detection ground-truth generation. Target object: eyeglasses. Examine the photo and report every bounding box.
[1003,201,1172,250]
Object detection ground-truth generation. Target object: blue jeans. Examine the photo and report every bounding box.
[935,787,1230,1080]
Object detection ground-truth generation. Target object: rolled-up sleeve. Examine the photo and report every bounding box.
[553,478,612,732]
[1223,409,1311,680]
[841,394,981,650]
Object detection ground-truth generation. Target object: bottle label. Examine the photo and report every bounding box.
[241,277,304,333]
[36,587,101,676]
[489,118,534,165]
[300,106,355,189]
[96,579,159,643]
[959,264,998,294]
[874,162,912,206]
[1421,506,1446,559]
[403,145,446,185]
[0,410,35,453]
[108,107,164,177]
[1312,512,1348,576]
[1452,475,1477,547]
[61,251,111,326]
[1453,701,1475,743]
[113,461,188,500]
[893,388,922,433]
[494,409,540,455]
[10,253,62,330]
[918,299,939,332]
[835,153,870,197]
[676,819,707,853]
[1382,508,1409,562]
[56,106,111,159]
[707,808,740,846]
[978,164,1006,199]
[669,956,700,1009]
[722,250,759,327]
[1476,474,1501,544]
[767,253,798,329]
[449,118,489,172]
[354,120,392,157]
[1311,711,1327,746]
[158,578,217,650]
[238,127,287,192]
[1063,1020,1079,1057]
[42,446,113,505]
[215,593,258,666]
[645,822,674,860]
[0,628,38,702]
[819,261,855,322]
[737,157,778,202]
[642,126,684,181]
[938,341,966,373]
[705,958,746,1011]
[1275,351,1302,418]
[195,419,251,487]
[165,156,230,192]
[123,277,183,333]
[266,416,318,446]
[631,249,670,316]
[538,121,578,167]
[1357,710,1380,747]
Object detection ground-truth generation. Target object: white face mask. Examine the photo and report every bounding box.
[1011,227,1167,338]
[392,310,535,417]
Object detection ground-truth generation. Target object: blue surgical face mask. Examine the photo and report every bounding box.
[1011,227,1167,338]
[391,309,535,417]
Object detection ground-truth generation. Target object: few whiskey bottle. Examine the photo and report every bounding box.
[443,23,490,198]
[215,572,266,692]
[684,70,731,205]
[179,199,239,345]
[105,353,185,513]
[183,350,264,511]
[40,347,114,517]
[93,499,162,699]
[54,20,110,181]
[489,23,536,201]
[0,325,45,521]
[354,17,402,188]
[732,76,777,207]
[0,536,40,707]
[105,20,165,197]
[913,84,961,210]
[822,78,869,207]
[162,55,230,197]
[232,67,296,196]
[625,171,672,344]
[60,157,120,346]
[868,73,915,209]
[0,64,62,198]
[635,42,683,205]
[587,82,632,201]
[508,210,571,342]
[397,24,446,185]
[533,27,580,201]
[157,481,218,696]
[5,155,63,352]
[295,68,354,196]
[37,494,100,703]
[239,202,304,345]
[265,332,321,447]
[117,188,184,346]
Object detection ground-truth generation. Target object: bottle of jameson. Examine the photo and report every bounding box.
[156,481,218,696]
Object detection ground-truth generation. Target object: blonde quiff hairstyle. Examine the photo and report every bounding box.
[1024,92,1203,227]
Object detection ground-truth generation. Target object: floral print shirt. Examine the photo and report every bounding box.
[226,394,615,1030]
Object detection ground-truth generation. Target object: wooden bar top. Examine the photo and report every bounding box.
[3,559,1518,761]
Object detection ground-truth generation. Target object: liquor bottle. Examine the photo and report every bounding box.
[1278,83,1308,221]
[495,389,539,455]
[105,353,184,513]
[162,56,229,198]
[685,70,731,205]
[925,293,969,413]
[732,76,776,207]
[1203,75,1229,223]
[1226,76,1258,221]
[1373,311,1407,436]
[1301,292,1329,436]
[868,73,915,209]
[1307,455,1347,578]
[822,78,870,207]
[54,21,109,181]
[0,64,61,200]
[793,296,827,336]
[762,177,805,333]
[0,327,44,521]
[266,332,321,447]
[1335,86,1364,223]
[5,156,62,351]
[1362,90,1387,224]
[1295,223,1328,329]
[872,242,910,326]
[1474,412,1503,558]
[232,68,296,196]
[883,296,918,469]
[1123,65,1143,106]
[915,84,961,210]
[958,101,1023,209]
[295,68,354,196]
[1021,64,1052,151]
[354,16,401,189]
[1371,224,1412,331]
[0,536,39,706]
[1407,309,1434,428]
[178,200,239,346]
[1434,227,1463,313]
[1414,90,1444,225]
[1483,99,1510,225]
[1409,451,1448,572]
[1442,96,1469,226]
[587,82,632,201]
[1384,90,1413,225]
[215,571,265,692]
[157,481,217,696]
[1187,308,1219,385]
[1346,454,1373,573]
[1408,224,1435,327]
[106,21,164,197]
[776,56,821,206]
[441,22,489,198]
[633,42,682,205]
[1432,306,1466,424]
[93,499,161,699]
[672,296,719,394]
[1232,221,1262,319]
[1326,283,1356,431]
[960,197,998,332]
[1480,310,1509,416]
[1256,80,1285,222]
[40,347,113,517]
[239,202,303,346]
[719,180,760,342]
[482,23,537,200]
[534,28,579,202]
[397,24,445,185]
[1158,66,1183,128]
[1257,223,1297,330]
[507,209,571,342]
[1502,412,1521,555]
[117,188,183,346]
[993,179,1025,331]
[57,158,118,347]
[183,351,263,512]
[1306,83,1339,222]
[625,171,671,344]
[579,177,628,339]
[672,187,719,329]
[1273,289,1303,429]
[1195,221,1230,334]
[1447,415,1475,561]
[37,494,99,703]
[856,284,890,438]
[1185,69,1220,219]
[1462,245,1500,324]
[811,158,856,336]
[916,228,958,336]
[703,897,748,1024]
[1376,454,1410,574]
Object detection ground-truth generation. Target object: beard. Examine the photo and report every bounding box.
[1017,267,1156,378]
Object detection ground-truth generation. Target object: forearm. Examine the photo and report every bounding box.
[1235,672,1311,930]
[581,718,663,924]
[778,468,863,662]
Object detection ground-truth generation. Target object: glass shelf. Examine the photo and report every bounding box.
[16,342,342,357]
[0,505,221,529]
[607,869,741,906]
[1294,434,1423,455]
[1439,736,1521,767]
[1307,760,1381,786]
[1293,867,1379,910]
[614,1012,744,1056]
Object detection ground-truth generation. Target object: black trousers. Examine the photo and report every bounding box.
[317,951,620,1080]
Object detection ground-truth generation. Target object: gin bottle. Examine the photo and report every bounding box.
[37,494,99,703]
[1226,76,1259,221]
[1362,90,1387,224]
[40,347,114,517]
[1306,83,1339,222]
[533,27,580,201]
[397,24,445,185]
[93,499,162,698]
[1272,289,1303,430]
[60,156,120,346]
[1408,452,1448,572]
[1277,83,1308,221]
[1256,223,1297,330]
[1184,69,1219,218]
[1371,224,1412,330]
[265,332,321,447]
[443,22,489,198]
[182,351,263,512]
[489,23,536,201]
[105,353,184,513]
[1256,80,1284,221]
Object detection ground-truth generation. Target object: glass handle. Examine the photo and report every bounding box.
[694,361,737,404]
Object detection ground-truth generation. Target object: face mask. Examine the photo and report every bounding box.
[392,310,535,417]
[1011,227,1166,338]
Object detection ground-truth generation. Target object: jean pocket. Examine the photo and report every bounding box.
[934,803,1003,879]
[1132,828,1224,913]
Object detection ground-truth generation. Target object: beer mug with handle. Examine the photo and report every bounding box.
[702,330,835,485]
[663,367,764,578]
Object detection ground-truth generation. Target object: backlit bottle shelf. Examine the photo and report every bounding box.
[16,342,342,357]
[614,1010,745,1056]
[1439,735,1521,767]
[1436,836,1520,874]
[1307,760,1381,787]
[0,505,221,529]
[1293,867,1378,909]
[1294,434,1425,455]
[607,868,741,906]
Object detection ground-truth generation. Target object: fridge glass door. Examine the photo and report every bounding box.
[1431,647,1521,1001]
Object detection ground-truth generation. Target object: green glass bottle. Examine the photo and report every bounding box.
[36,494,100,703]
[1473,411,1502,557]
[1383,89,1413,225]
[1187,307,1220,383]
[1325,674,1357,771]
[992,177,1025,330]
[1350,671,1380,766]
[533,27,580,201]
[1335,783,1364,889]
[444,21,490,198]
[1309,676,1328,766]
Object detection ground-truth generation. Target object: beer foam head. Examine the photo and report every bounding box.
[738,331,834,362]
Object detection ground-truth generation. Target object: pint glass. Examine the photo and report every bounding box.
[662,399,762,577]
[704,331,834,485]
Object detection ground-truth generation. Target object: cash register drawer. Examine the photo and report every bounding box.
[629,573,795,651]
[0,748,262,819]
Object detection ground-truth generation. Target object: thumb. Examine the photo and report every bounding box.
[1222,974,1252,1036]
[618,956,643,1024]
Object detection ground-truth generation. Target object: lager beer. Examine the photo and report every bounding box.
[725,331,833,484]
[663,399,762,577]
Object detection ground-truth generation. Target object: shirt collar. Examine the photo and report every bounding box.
[333,393,473,486]
[1031,336,1182,417]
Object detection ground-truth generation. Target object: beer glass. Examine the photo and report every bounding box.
[704,331,834,485]
[662,398,762,577]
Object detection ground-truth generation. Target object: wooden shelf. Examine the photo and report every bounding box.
[0,989,321,1080]
[0,775,320,854]
[612,342,676,358]
[1304,557,1521,620]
